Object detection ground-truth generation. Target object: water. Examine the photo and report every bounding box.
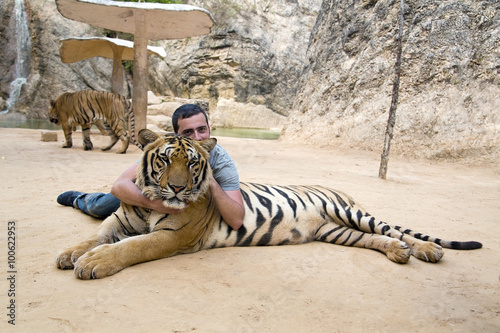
[0,118,59,130]
[211,127,280,140]
[1,0,31,115]
[0,118,280,140]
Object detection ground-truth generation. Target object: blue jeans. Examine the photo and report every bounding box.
[74,192,121,219]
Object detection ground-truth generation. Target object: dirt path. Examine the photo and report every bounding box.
[0,128,499,332]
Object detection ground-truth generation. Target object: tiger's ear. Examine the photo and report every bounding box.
[138,129,159,147]
[199,138,217,152]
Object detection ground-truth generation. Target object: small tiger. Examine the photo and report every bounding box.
[56,130,482,279]
[49,90,134,154]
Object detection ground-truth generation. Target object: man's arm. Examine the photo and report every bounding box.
[209,178,245,230]
[110,163,187,214]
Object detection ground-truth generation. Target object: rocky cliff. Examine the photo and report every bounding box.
[281,0,500,164]
[148,0,320,115]
[0,0,318,120]
[0,0,498,164]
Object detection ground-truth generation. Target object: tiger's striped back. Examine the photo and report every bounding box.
[49,90,134,153]
[201,182,481,253]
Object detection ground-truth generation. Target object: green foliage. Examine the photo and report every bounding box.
[122,60,134,74]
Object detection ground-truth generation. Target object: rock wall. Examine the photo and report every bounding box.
[0,0,318,119]
[1,0,498,164]
[281,0,500,164]
[149,0,320,114]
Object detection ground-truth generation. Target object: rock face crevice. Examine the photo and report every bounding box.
[281,0,499,164]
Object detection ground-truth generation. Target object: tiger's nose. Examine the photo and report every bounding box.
[169,184,186,193]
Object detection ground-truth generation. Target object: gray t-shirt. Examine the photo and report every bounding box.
[209,144,240,191]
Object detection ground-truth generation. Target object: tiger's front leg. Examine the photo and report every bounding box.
[81,124,93,150]
[61,122,73,148]
[56,214,122,270]
[73,231,180,279]
[56,238,100,269]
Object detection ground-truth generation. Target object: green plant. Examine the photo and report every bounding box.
[122,60,134,74]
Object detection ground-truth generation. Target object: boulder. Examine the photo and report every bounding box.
[41,131,58,142]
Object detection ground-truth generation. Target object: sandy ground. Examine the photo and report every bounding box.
[0,128,499,333]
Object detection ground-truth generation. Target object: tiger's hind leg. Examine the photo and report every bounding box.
[315,187,446,263]
[104,116,129,153]
[101,132,119,151]
[115,134,129,154]
[399,234,444,262]
[93,119,109,136]
[315,224,412,263]
[350,214,445,262]
[97,121,119,151]
[104,130,129,153]
[328,207,445,263]
[113,125,129,154]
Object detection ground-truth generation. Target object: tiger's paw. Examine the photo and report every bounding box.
[410,242,444,263]
[385,240,411,264]
[61,142,72,148]
[83,142,93,151]
[56,246,87,270]
[73,244,124,279]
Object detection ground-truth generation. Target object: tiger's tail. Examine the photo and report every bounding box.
[126,102,144,151]
[394,226,482,250]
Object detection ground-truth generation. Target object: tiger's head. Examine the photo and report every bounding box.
[136,129,217,210]
[48,99,60,125]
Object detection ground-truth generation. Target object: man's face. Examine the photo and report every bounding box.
[177,113,210,141]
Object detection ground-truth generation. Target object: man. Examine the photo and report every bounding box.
[57,104,244,230]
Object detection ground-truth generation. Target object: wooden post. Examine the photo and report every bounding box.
[132,11,148,138]
[110,44,124,96]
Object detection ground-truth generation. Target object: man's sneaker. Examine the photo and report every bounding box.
[57,191,84,207]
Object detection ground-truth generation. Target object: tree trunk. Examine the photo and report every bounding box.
[132,11,148,139]
[379,0,404,179]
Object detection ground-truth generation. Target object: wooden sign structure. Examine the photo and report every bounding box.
[55,0,214,137]
[60,37,166,96]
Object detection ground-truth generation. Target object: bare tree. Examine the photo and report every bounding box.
[379,0,405,179]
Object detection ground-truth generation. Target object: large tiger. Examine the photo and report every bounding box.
[56,130,482,279]
[49,90,133,154]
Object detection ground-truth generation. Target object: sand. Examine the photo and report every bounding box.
[0,128,499,332]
